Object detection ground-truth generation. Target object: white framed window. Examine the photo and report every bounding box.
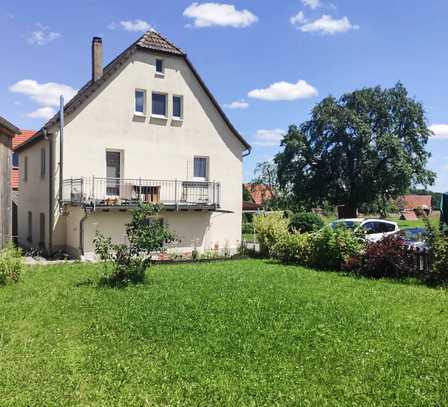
[155,59,164,75]
[173,95,183,120]
[152,92,167,117]
[194,156,208,181]
[135,89,146,115]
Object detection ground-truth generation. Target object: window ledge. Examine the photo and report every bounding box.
[134,112,146,118]
[172,117,183,122]
[151,114,168,120]
[155,72,165,78]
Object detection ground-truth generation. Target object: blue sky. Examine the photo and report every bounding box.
[1,0,447,191]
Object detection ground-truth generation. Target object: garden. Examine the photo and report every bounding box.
[2,259,448,406]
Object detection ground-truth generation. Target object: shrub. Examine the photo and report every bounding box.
[0,244,24,285]
[272,232,313,265]
[310,226,364,270]
[242,222,253,234]
[344,235,416,279]
[254,212,289,257]
[289,212,325,233]
[94,203,175,287]
[425,220,448,281]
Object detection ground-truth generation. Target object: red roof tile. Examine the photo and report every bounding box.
[11,130,37,189]
[12,129,36,149]
[402,195,432,210]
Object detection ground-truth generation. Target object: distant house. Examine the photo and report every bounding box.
[0,116,21,248]
[243,183,274,212]
[400,194,432,220]
[11,130,37,241]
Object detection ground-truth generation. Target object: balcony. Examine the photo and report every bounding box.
[62,177,221,211]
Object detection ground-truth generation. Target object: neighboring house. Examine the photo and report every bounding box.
[11,130,37,241]
[0,116,20,248]
[399,195,432,220]
[243,183,274,212]
[15,31,251,258]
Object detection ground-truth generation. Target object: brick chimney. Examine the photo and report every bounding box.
[91,37,103,82]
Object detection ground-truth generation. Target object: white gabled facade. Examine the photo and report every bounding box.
[17,32,250,258]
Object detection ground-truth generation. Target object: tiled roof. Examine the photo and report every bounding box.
[402,195,432,210]
[137,30,184,55]
[244,183,274,205]
[12,129,36,149]
[11,130,37,189]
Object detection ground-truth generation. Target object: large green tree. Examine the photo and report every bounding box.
[275,83,436,217]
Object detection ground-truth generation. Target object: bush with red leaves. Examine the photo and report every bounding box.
[344,235,417,279]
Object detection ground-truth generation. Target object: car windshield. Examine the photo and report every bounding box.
[330,220,362,231]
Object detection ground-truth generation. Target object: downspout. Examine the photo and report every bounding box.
[46,128,54,254]
[58,95,64,209]
[79,211,89,256]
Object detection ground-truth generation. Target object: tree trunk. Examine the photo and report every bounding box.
[337,205,358,219]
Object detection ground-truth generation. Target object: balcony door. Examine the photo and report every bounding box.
[106,151,122,196]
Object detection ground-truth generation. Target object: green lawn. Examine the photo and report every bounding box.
[1,260,448,406]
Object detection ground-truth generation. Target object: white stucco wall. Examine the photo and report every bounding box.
[42,48,245,256]
[17,139,50,252]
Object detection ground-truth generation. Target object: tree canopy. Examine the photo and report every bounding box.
[275,83,435,216]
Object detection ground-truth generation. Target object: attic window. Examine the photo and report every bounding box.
[155,59,164,75]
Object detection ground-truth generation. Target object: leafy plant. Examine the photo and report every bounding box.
[425,219,448,281]
[344,235,416,279]
[272,232,313,265]
[253,212,289,257]
[310,226,364,271]
[0,244,24,286]
[289,212,324,233]
[93,203,175,287]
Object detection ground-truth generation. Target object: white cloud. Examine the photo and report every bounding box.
[430,124,448,140]
[118,19,151,32]
[183,2,258,28]
[302,0,321,9]
[224,100,249,109]
[27,107,56,120]
[248,79,318,101]
[27,23,61,45]
[253,129,285,147]
[290,11,307,25]
[9,80,77,107]
[28,30,61,45]
[294,15,359,35]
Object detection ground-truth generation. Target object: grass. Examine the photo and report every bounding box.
[2,260,448,406]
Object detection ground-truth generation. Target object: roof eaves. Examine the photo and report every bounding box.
[0,116,21,135]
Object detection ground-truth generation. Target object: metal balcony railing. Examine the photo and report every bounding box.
[62,177,221,210]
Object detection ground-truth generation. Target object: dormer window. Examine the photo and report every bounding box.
[155,59,164,75]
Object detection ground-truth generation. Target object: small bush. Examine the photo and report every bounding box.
[425,220,448,281]
[311,227,364,270]
[0,244,24,285]
[272,232,313,265]
[242,222,253,234]
[94,203,175,287]
[344,235,416,279]
[254,212,289,257]
[289,212,325,233]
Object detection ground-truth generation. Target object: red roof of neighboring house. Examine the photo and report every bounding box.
[244,183,274,206]
[12,129,36,149]
[11,130,37,189]
[402,195,432,210]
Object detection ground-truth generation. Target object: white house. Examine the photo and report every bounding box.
[16,30,251,258]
